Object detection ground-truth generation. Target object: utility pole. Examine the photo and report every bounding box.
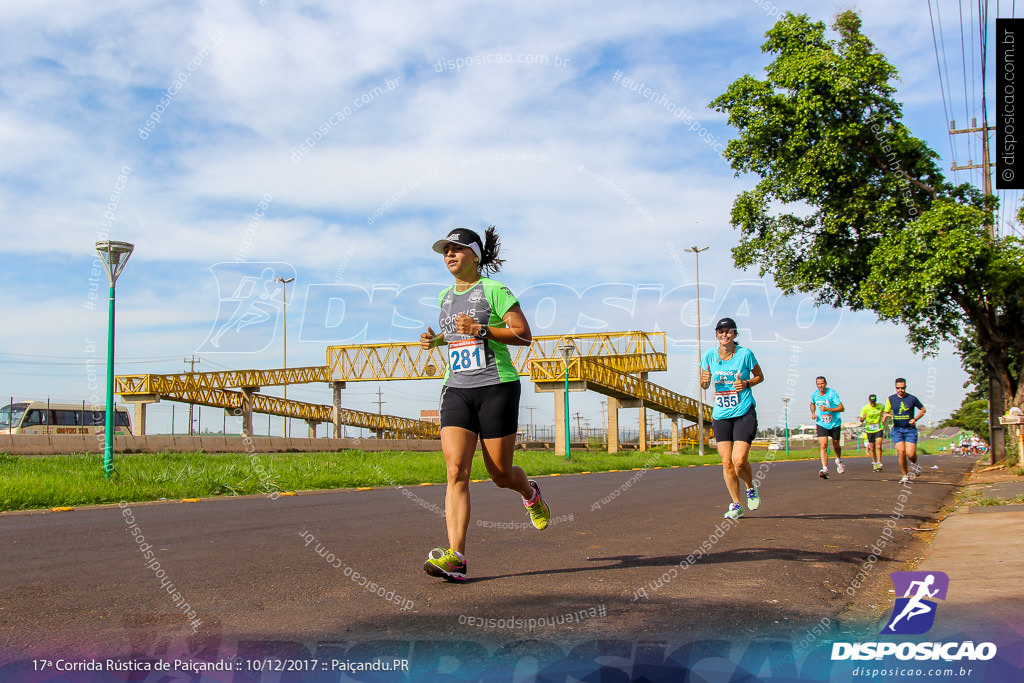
[184,355,200,436]
[374,386,386,415]
[600,400,607,448]
[949,118,995,237]
[525,406,536,440]
[950,116,1006,463]
[573,412,584,443]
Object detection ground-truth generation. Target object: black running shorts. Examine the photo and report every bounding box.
[867,430,883,443]
[816,424,841,440]
[439,381,521,439]
[712,407,758,444]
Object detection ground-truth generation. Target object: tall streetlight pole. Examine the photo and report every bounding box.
[275,276,294,437]
[556,340,575,460]
[685,245,709,456]
[95,240,134,479]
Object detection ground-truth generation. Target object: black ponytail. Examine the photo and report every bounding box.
[479,225,506,276]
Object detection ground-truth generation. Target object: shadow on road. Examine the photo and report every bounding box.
[467,545,895,583]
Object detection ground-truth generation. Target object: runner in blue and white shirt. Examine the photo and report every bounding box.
[810,376,846,479]
[700,317,765,520]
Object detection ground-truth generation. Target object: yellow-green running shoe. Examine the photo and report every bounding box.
[523,480,550,530]
[423,547,467,582]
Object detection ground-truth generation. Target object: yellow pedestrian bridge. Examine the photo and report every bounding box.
[115,331,712,452]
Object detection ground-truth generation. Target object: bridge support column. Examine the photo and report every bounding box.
[306,420,319,438]
[134,402,147,437]
[607,397,620,454]
[638,373,648,452]
[554,391,568,456]
[122,394,159,437]
[240,387,258,437]
[670,416,679,454]
[332,381,346,438]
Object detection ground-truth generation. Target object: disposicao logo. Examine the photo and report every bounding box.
[884,571,949,635]
[831,571,997,662]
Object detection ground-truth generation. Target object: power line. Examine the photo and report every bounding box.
[979,0,994,235]
[929,0,959,181]
[937,2,958,133]
[960,0,979,169]
[0,358,183,366]
[958,0,976,170]
[0,352,181,361]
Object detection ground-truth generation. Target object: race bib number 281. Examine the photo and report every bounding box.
[449,338,487,373]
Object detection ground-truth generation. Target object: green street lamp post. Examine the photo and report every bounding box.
[557,340,575,460]
[782,397,791,457]
[95,240,134,479]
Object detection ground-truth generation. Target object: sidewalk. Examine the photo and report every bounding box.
[913,471,1024,639]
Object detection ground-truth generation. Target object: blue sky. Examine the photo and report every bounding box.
[0,0,1011,437]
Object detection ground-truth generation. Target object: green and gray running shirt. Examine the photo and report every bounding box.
[437,277,520,387]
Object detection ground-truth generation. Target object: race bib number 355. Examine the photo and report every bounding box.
[449,339,487,373]
[715,391,739,409]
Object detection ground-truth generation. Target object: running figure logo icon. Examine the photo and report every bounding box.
[883,571,949,634]
[197,262,295,353]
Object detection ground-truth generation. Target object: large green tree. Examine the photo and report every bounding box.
[940,399,990,437]
[710,11,1024,459]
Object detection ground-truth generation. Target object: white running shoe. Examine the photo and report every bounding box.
[819,468,829,479]
[724,502,744,520]
[746,487,760,511]
[899,475,910,484]
[835,458,845,474]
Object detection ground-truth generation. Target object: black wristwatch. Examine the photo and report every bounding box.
[476,324,489,340]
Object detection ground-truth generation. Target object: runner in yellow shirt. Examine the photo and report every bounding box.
[859,394,886,472]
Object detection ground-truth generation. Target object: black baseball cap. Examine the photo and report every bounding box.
[432,228,483,257]
[715,317,737,331]
[869,394,877,401]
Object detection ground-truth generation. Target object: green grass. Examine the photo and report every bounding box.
[956,488,1024,508]
[0,446,826,512]
[0,438,957,512]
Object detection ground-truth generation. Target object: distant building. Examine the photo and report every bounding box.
[420,409,440,425]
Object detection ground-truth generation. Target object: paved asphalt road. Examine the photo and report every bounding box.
[0,453,974,676]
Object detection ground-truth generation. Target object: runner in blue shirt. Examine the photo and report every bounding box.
[700,317,765,520]
[883,377,927,483]
[810,376,845,479]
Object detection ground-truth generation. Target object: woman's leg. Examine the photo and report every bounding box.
[440,426,478,554]
[719,440,744,504]
[479,433,533,499]
[731,440,754,490]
